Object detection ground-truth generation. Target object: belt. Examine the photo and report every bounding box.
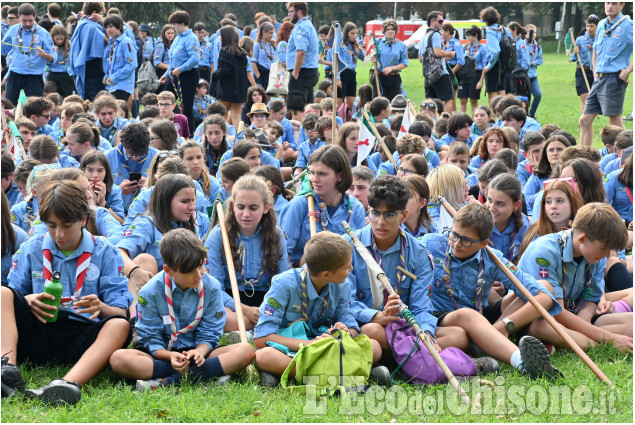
[597,72,620,78]
[383,72,400,77]
[582,66,591,70]
[199,66,210,71]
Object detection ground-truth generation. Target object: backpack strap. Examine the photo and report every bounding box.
[604,15,630,35]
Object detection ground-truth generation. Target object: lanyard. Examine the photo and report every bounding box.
[558,231,592,312]
[442,245,486,313]
[296,267,328,322]
[370,229,407,304]
[237,240,266,297]
[311,192,352,230]
[259,40,274,60]
[164,272,204,350]
[43,233,95,308]
[18,24,37,55]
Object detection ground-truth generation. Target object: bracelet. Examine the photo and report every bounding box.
[128,266,140,279]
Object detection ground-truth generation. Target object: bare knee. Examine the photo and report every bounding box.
[255,346,278,367]
[224,308,238,332]
[1,286,14,305]
[133,253,159,274]
[233,342,256,365]
[109,349,131,372]
[102,318,130,344]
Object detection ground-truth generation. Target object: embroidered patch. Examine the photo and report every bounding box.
[535,258,551,267]
[32,270,43,279]
[124,230,132,237]
[267,297,281,309]
[10,213,16,221]
[264,306,274,316]
[129,225,136,230]
[434,279,443,288]
[539,267,549,278]
[126,56,133,63]
[118,266,124,277]
[504,261,518,273]
[433,257,443,265]
[137,295,148,306]
[12,259,18,270]
[85,264,100,281]
[215,311,224,319]
[356,290,366,300]
[290,304,301,312]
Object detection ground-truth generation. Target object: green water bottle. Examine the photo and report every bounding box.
[42,271,63,323]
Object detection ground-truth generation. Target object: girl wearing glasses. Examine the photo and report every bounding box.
[282,145,366,266]
[118,174,210,305]
[148,119,180,151]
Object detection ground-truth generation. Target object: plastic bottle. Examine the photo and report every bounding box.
[42,271,63,323]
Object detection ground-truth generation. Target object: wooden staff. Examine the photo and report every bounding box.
[407,100,418,119]
[307,178,317,237]
[436,197,613,386]
[341,221,473,407]
[216,201,250,346]
[285,168,306,189]
[203,198,221,243]
[332,22,340,142]
[373,59,381,97]
[362,109,398,169]
[569,28,591,92]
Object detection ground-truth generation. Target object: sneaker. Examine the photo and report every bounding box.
[518,336,563,380]
[1,356,25,398]
[135,378,168,392]
[216,375,232,386]
[259,371,280,388]
[624,113,633,121]
[369,365,391,386]
[473,357,500,375]
[25,379,81,406]
[467,341,487,358]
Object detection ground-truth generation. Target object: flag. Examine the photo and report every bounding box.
[325,23,347,72]
[564,28,573,56]
[397,101,414,140]
[358,114,376,165]
[364,33,378,63]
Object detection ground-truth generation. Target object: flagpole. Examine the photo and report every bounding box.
[362,109,398,169]
[373,60,381,97]
[332,22,339,141]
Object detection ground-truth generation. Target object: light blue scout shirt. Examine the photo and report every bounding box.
[254,40,276,70]
[69,16,105,98]
[205,225,290,293]
[275,40,288,64]
[516,160,533,190]
[278,117,297,150]
[489,214,530,263]
[5,183,22,207]
[517,117,542,141]
[526,40,543,78]
[604,168,633,222]
[282,193,366,264]
[443,37,465,67]
[103,33,137,95]
[10,197,38,232]
[254,268,360,339]
[523,173,547,209]
[1,23,55,75]
[8,229,132,321]
[401,221,438,239]
[196,171,222,206]
[215,149,280,179]
[471,122,493,138]
[484,24,512,69]
[345,225,437,334]
[135,270,225,356]
[377,151,401,176]
[153,41,170,68]
[329,41,365,77]
[466,42,487,71]
[164,29,199,78]
[378,38,408,72]
[604,156,622,175]
[593,13,633,73]
[1,224,28,286]
[48,45,70,72]
[286,16,319,71]
[514,36,530,71]
[29,207,124,246]
[117,213,210,270]
[420,232,560,316]
[438,133,477,151]
[193,94,213,121]
[97,117,131,146]
[123,184,211,230]
[106,145,159,213]
[600,152,618,172]
[571,32,595,67]
[197,38,212,69]
[106,184,125,219]
[274,194,290,224]
[469,155,487,170]
[420,30,446,75]
[295,139,325,170]
[518,230,606,311]
[143,36,155,61]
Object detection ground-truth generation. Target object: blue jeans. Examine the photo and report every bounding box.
[529,77,542,117]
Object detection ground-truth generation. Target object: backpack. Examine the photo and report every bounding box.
[510,68,531,98]
[421,30,445,84]
[498,27,517,73]
[281,328,373,396]
[387,318,477,385]
[456,52,476,83]
[137,60,159,96]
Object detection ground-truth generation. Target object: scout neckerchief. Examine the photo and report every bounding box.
[603,15,629,35]
[237,238,266,297]
[18,23,38,69]
[557,230,592,312]
[489,222,520,261]
[107,38,116,75]
[343,41,358,64]
[297,266,328,322]
[310,192,353,230]
[25,198,37,226]
[370,229,407,308]
[626,187,633,203]
[164,272,204,350]
[206,142,225,175]
[442,242,486,313]
[195,95,206,117]
[259,40,274,60]
[42,233,95,308]
[466,42,482,57]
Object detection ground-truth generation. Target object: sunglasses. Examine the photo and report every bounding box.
[420,102,436,109]
[157,150,179,159]
[543,177,578,193]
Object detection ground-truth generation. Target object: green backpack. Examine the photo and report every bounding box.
[281,329,373,396]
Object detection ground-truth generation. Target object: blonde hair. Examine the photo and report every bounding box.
[427,164,466,209]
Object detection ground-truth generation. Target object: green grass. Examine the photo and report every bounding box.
[345,52,633,149]
[1,343,632,422]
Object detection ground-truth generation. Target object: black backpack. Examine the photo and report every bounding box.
[421,29,445,84]
[498,27,517,73]
[455,45,476,83]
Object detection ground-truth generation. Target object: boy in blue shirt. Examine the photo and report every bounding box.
[293,113,323,175]
[102,14,137,102]
[24,97,55,137]
[109,228,255,390]
[254,231,386,387]
[420,203,562,379]
[502,105,542,143]
[520,203,633,353]
[516,131,545,190]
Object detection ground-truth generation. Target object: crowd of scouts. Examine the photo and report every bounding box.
[0,1,633,408]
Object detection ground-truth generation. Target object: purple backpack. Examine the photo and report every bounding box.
[387,319,477,385]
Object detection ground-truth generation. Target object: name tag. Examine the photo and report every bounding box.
[163,315,172,325]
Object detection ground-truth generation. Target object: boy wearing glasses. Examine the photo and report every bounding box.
[24,97,55,137]
[419,203,562,379]
[157,91,191,138]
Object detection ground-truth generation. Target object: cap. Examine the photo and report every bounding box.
[253,128,269,145]
[139,24,150,33]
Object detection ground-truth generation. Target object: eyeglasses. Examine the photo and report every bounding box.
[368,209,402,223]
[543,177,578,193]
[150,136,161,141]
[39,113,52,119]
[125,150,147,160]
[158,103,173,108]
[420,102,436,109]
[398,167,417,176]
[448,230,484,248]
[158,150,179,159]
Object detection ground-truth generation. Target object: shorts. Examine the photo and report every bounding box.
[485,61,505,93]
[433,298,503,326]
[583,72,628,117]
[575,67,595,96]
[287,67,320,111]
[9,287,130,365]
[424,73,454,102]
[334,68,357,99]
[457,75,482,100]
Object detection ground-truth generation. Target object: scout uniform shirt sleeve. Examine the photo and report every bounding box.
[486,26,501,68]
[253,273,293,339]
[96,241,133,310]
[7,237,37,295]
[109,38,137,84]
[96,207,124,246]
[587,258,606,304]
[116,216,154,261]
[332,280,361,332]
[517,238,563,299]
[136,276,170,356]
[204,226,228,290]
[344,230,381,324]
[194,274,226,352]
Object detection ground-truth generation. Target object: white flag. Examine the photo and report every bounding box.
[397,103,414,140]
[357,116,376,166]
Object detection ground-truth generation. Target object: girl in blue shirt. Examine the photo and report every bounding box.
[604,155,633,223]
[524,136,571,209]
[459,26,487,114]
[206,175,291,308]
[334,22,365,114]
[506,23,530,94]
[336,123,378,174]
[192,80,212,127]
[441,23,465,112]
[179,141,221,207]
[153,24,175,93]
[253,22,276,89]
[252,165,293,225]
[118,174,209,305]
[470,127,511,170]
[525,24,543,118]
[47,25,76,98]
[202,115,233,176]
[402,175,437,238]
[470,105,494,138]
[1,192,28,286]
[80,150,125,224]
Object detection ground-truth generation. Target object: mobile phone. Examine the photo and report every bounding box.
[129,172,142,182]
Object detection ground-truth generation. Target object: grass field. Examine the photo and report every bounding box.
[1,51,633,423]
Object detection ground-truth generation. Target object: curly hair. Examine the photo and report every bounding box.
[368,174,410,211]
[478,127,511,161]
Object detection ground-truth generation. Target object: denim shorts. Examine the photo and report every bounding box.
[583,72,628,117]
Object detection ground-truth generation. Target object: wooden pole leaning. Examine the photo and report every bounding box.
[435,197,613,386]
[331,22,339,142]
[341,221,472,407]
[285,169,306,190]
[361,109,398,169]
[570,28,591,92]
[307,179,317,237]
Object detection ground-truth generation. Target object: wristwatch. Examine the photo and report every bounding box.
[104,202,110,209]
[502,317,515,334]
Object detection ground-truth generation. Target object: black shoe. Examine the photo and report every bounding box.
[467,341,487,358]
[369,365,391,386]
[518,336,563,381]
[25,379,81,406]
[473,356,500,374]
[1,356,25,398]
